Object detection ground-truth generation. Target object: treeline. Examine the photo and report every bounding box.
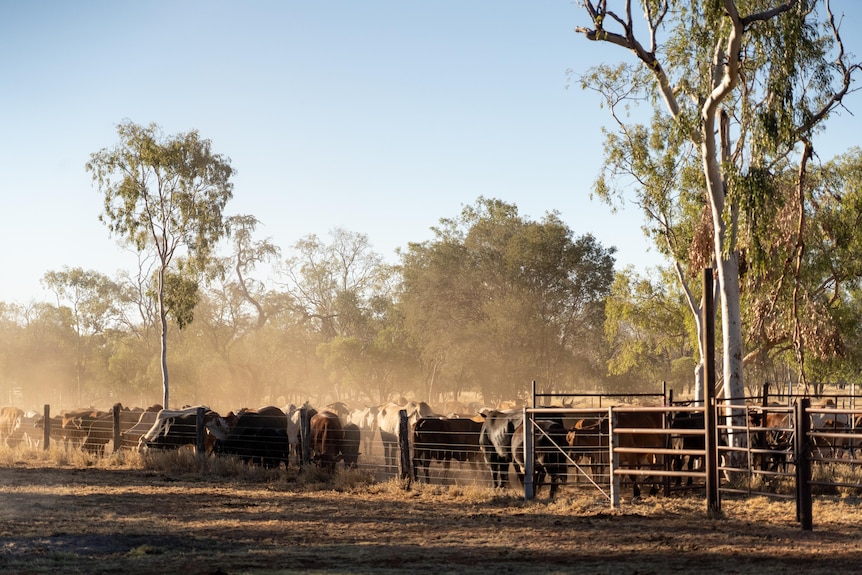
[6,156,862,414]
[0,197,648,412]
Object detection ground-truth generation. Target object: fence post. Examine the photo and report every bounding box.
[300,407,312,467]
[796,398,813,530]
[398,409,412,486]
[609,406,620,508]
[112,403,122,453]
[524,407,534,501]
[195,407,206,455]
[42,404,50,450]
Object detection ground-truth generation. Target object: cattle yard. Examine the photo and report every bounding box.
[4,395,862,523]
[4,396,862,573]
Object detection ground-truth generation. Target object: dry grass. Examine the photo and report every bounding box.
[3,446,862,574]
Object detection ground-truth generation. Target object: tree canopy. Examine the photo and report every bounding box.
[575,0,860,417]
[86,120,234,408]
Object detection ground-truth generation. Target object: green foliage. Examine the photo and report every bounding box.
[604,267,695,392]
[399,197,615,401]
[576,0,860,397]
[161,270,199,330]
[87,120,235,406]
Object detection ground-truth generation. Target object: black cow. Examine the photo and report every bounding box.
[479,409,522,489]
[341,422,361,469]
[413,416,482,484]
[139,406,229,452]
[669,410,705,487]
[213,406,289,468]
[511,419,568,499]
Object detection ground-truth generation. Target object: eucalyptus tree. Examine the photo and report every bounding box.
[399,197,615,403]
[41,267,128,404]
[604,266,697,395]
[575,1,859,426]
[220,214,281,330]
[743,148,862,385]
[277,228,398,401]
[86,120,234,408]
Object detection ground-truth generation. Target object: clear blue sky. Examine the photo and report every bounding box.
[2,1,860,304]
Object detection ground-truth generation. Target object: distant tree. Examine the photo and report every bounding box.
[399,197,615,403]
[277,228,399,402]
[87,120,234,408]
[222,215,281,330]
[41,267,126,404]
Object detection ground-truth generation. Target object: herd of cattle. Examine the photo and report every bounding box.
[0,397,859,498]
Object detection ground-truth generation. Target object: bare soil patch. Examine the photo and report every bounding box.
[2,462,862,574]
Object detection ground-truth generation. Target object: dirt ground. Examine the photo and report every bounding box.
[2,462,862,575]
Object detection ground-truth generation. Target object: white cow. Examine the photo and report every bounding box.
[347,406,378,457]
[377,401,435,472]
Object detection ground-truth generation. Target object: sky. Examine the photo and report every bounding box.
[2,1,862,305]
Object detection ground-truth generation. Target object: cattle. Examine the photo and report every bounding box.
[566,415,608,484]
[347,406,377,457]
[341,422,361,469]
[611,410,665,498]
[669,410,705,487]
[310,410,345,471]
[285,403,303,466]
[139,406,229,453]
[478,409,522,489]
[213,406,289,468]
[81,411,115,455]
[60,408,112,453]
[811,417,849,460]
[33,414,65,448]
[413,416,483,484]
[565,410,664,498]
[121,406,163,449]
[325,401,351,422]
[377,401,435,472]
[78,404,149,455]
[809,399,851,460]
[809,399,850,429]
[8,410,43,448]
[0,407,24,447]
[441,400,470,417]
[747,405,793,472]
[511,419,568,499]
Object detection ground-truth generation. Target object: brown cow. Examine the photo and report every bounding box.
[0,407,24,447]
[747,405,793,472]
[566,410,664,498]
[310,410,344,471]
[61,408,111,452]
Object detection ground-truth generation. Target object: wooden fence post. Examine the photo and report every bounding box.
[300,407,312,466]
[796,398,813,530]
[195,407,206,455]
[112,403,122,453]
[398,409,412,486]
[43,404,50,450]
